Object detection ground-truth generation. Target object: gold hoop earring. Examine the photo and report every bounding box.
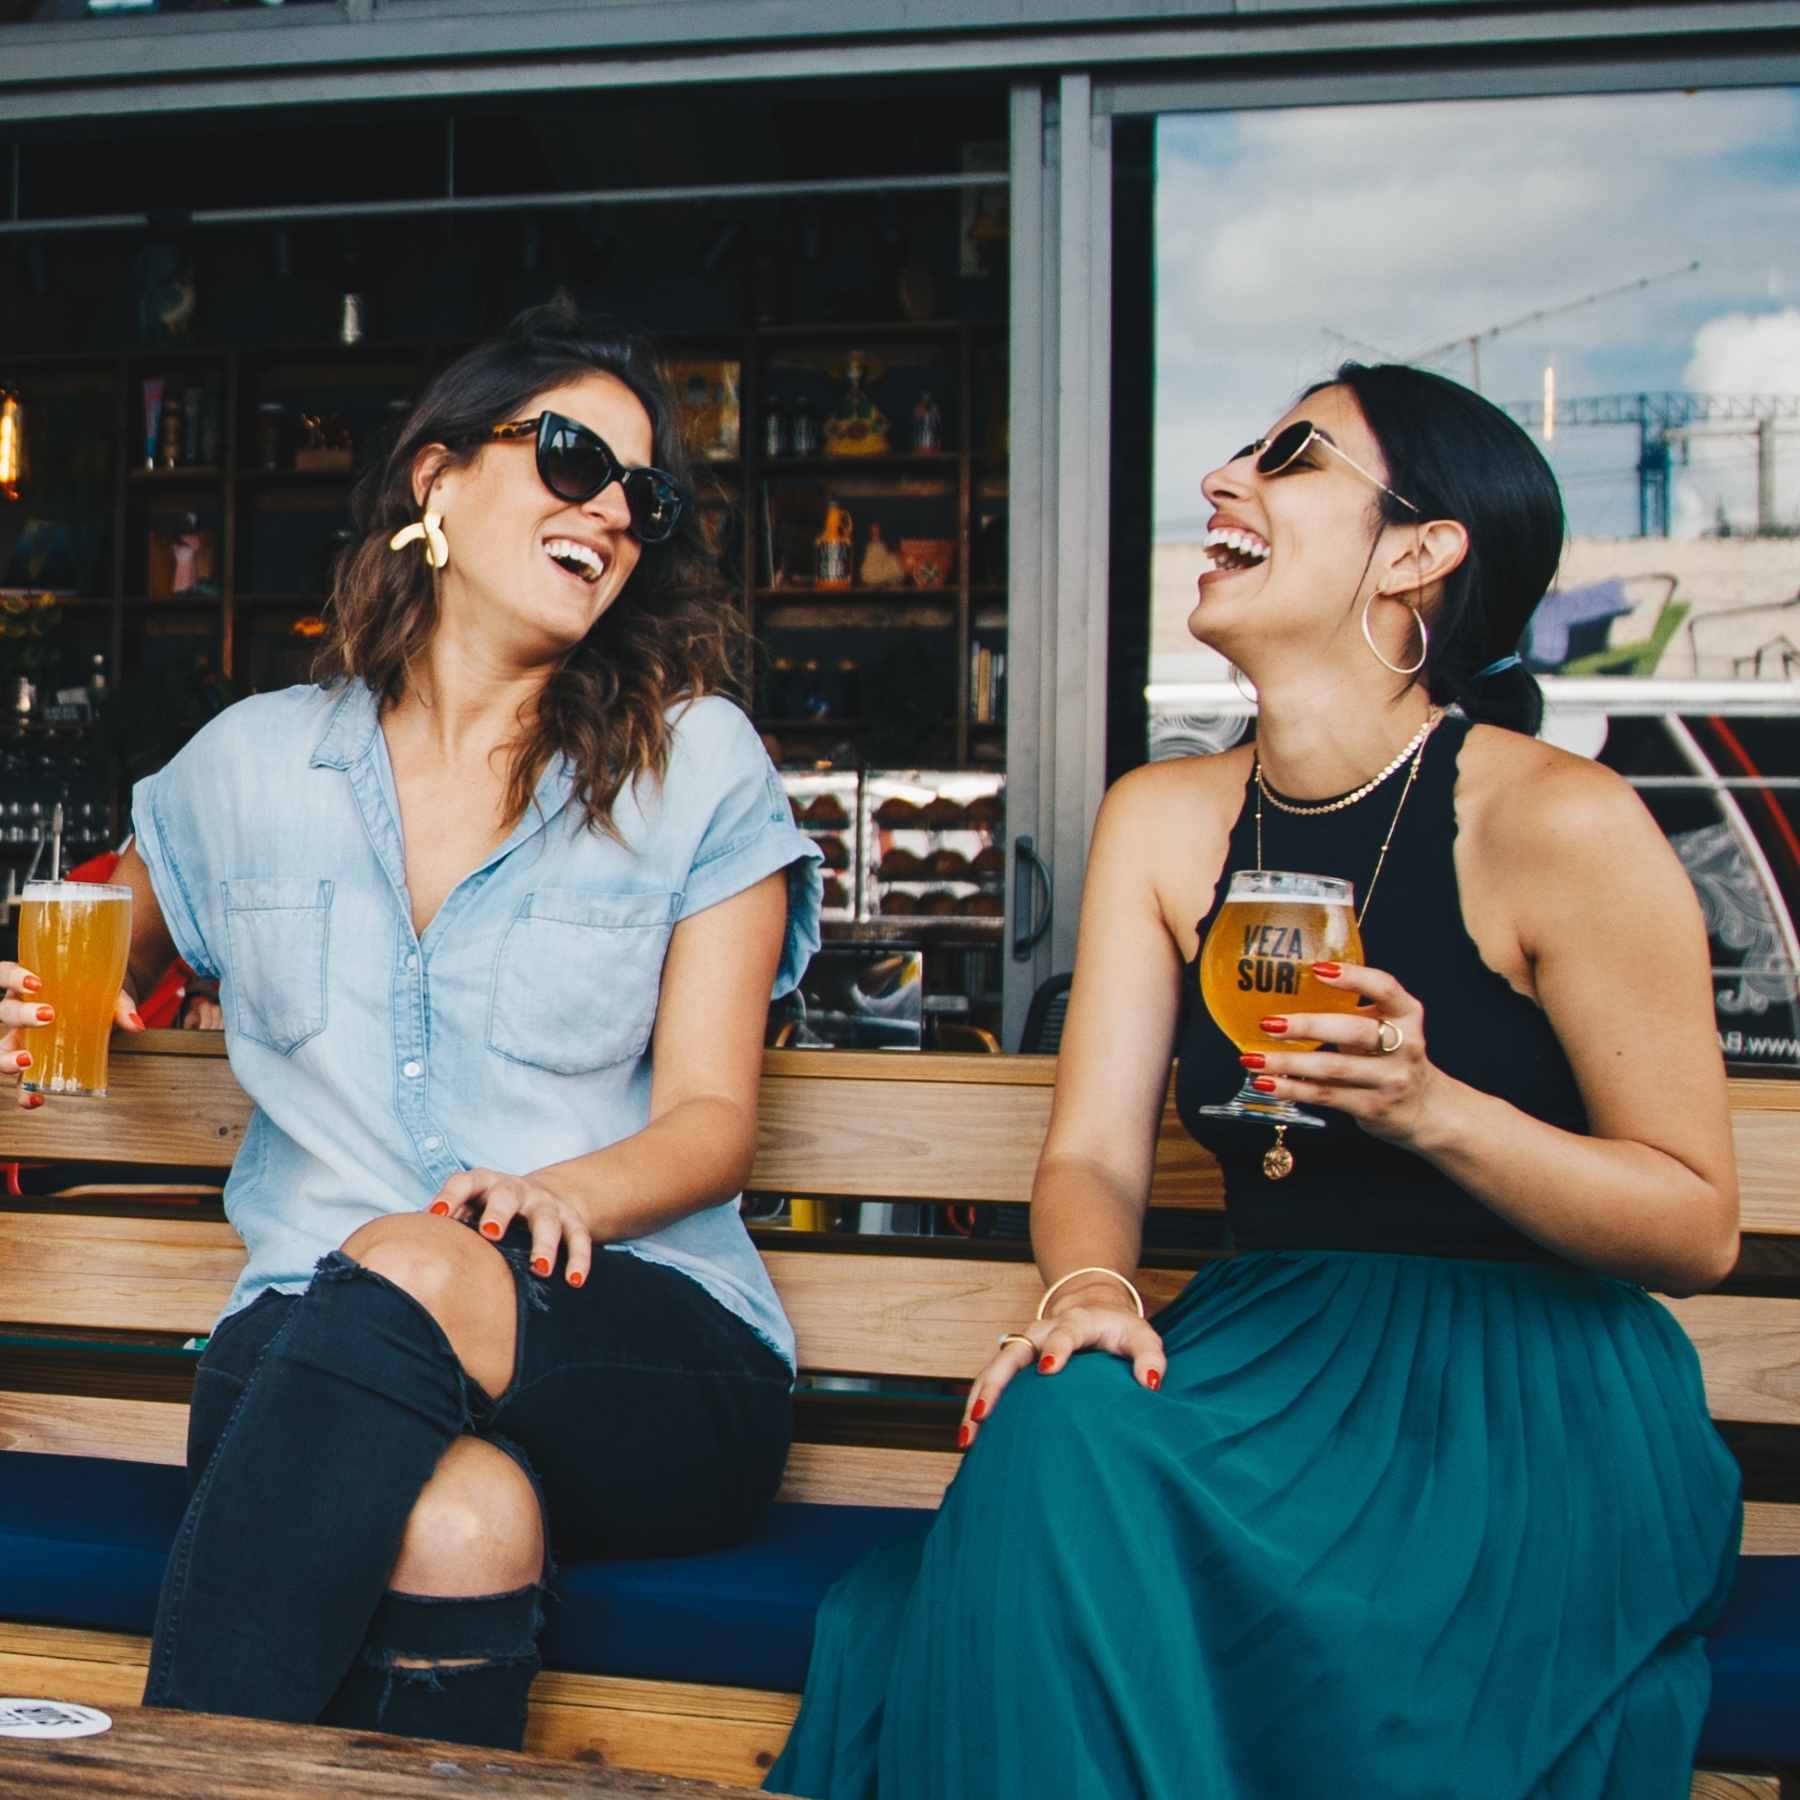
[389,510,449,570]
[1229,663,1259,704]
[1360,593,1427,677]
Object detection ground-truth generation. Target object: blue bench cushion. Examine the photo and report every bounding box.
[1698,1553,1800,1765]
[0,1451,1790,1744]
[0,1452,924,1693]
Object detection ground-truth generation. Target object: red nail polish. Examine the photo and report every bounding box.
[1251,1076,1278,1094]
[20,975,41,993]
[531,1257,551,1277]
[34,1006,53,1024]
[971,1397,988,1422]
[957,1424,972,1449]
[1145,1369,1162,1392]
[24,1094,43,1109]
[127,1012,146,1031]
[14,1053,28,1070]
[1259,1016,1287,1034]
[568,1270,584,1289]
[1312,961,1341,979]
[480,1220,502,1238]
[1038,1356,1055,1374]
[429,1201,450,1216]
[1239,1053,1265,1070]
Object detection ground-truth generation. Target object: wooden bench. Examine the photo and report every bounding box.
[0,1034,1795,1795]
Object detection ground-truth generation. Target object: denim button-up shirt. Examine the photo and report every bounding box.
[134,682,821,1365]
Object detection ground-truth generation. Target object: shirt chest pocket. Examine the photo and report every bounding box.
[221,877,333,1056]
[487,888,680,1076]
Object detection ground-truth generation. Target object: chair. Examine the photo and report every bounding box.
[1018,972,1073,1056]
[935,1023,1002,1054]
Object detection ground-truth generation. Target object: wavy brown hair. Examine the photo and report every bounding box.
[319,297,742,836]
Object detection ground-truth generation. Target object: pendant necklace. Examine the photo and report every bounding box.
[1249,709,1441,1180]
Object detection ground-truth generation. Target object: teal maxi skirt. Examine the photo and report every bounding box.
[767,1251,1742,1800]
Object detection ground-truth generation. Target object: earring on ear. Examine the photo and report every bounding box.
[1360,592,1428,677]
[1229,663,1259,704]
[389,511,449,570]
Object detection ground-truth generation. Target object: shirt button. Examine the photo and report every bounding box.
[402,1061,423,1079]
[406,955,419,972]
[423,1136,442,1152]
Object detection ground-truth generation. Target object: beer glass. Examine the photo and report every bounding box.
[1197,870,1364,1129]
[18,881,132,1096]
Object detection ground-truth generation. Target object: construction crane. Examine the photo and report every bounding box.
[1502,393,1800,536]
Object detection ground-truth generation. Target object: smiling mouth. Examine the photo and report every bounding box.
[545,537,606,584]
[1203,527,1271,573]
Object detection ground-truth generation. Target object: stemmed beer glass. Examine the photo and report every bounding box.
[1197,870,1364,1135]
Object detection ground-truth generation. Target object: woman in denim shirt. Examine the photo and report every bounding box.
[2,301,822,1748]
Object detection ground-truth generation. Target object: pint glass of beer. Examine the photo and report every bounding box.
[18,881,132,1096]
[1196,870,1364,1128]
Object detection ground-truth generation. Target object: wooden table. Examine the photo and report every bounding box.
[0,1706,788,1799]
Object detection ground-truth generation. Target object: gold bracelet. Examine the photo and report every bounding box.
[1035,1266,1145,1321]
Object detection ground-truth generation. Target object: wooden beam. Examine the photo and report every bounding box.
[1742,1501,1800,1555]
[776,1442,956,1509]
[0,1391,187,1465]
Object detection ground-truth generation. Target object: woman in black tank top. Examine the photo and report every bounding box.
[769,367,1741,1800]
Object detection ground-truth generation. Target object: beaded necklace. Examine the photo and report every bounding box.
[1255,709,1442,929]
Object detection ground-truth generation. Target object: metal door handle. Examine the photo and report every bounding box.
[1012,835,1052,961]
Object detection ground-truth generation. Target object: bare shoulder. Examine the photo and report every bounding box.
[1455,722,1657,861]
[1092,748,1253,955]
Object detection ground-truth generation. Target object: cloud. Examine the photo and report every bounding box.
[1156,85,1800,540]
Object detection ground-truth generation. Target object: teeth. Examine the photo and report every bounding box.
[1203,526,1271,570]
[545,537,605,582]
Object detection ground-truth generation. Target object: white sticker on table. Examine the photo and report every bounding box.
[0,1699,112,1738]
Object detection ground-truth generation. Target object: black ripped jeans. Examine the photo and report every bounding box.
[145,1225,792,1747]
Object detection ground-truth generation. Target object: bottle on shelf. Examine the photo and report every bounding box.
[815,505,853,591]
[912,391,943,454]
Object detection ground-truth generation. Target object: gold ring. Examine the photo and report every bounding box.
[1375,1019,1405,1055]
[998,1333,1037,1354]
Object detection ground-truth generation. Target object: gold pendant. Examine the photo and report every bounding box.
[1262,1126,1293,1181]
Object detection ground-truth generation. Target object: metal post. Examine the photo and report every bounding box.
[1001,73,1113,1048]
[1758,415,1777,536]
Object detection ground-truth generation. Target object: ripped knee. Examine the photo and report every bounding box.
[391,1436,545,1599]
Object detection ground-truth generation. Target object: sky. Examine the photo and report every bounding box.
[1155,86,1800,543]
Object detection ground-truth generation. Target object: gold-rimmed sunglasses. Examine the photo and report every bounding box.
[1233,420,1420,516]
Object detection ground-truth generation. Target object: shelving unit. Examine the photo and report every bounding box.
[2,319,1008,773]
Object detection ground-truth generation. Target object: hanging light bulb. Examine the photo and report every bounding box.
[1542,364,1556,445]
[0,393,22,500]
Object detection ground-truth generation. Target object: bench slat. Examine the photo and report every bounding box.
[1659,1294,1800,1427]
[0,1213,243,1335]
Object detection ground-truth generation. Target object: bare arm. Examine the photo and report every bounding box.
[1253,741,1738,1293]
[962,760,1246,1442]
[432,869,790,1283]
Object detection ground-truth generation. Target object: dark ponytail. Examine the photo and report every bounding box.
[1315,363,1565,736]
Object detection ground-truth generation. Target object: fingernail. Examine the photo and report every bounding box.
[14,1053,28,1070]
[24,1094,43,1109]
[34,1006,53,1024]
[1259,1016,1288,1034]
[531,1256,551,1276]
[480,1220,502,1238]
[1239,1053,1265,1069]
[20,975,40,993]
[568,1270,584,1289]
[429,1201,450,1216]
[1145,1369,1162,1392]
[971,1397,988,1422]
[127,1012,146,1031]
[1251,1076,1278,1093]
[1312,961,1341,979]
[1038,1356,1055,1374]
[957,1424,972,1449]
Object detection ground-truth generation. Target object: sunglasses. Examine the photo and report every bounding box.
[463,411,692,544]
[1233,420,1419,516]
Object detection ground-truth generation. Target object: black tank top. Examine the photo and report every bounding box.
[1175,716,1587,1263]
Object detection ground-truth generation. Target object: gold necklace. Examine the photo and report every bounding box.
[1255,711,1439,818]
[1249,712,1441,1180]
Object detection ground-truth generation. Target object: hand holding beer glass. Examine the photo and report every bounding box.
[1197,872,1365,1160]
[11,881,135,1097]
